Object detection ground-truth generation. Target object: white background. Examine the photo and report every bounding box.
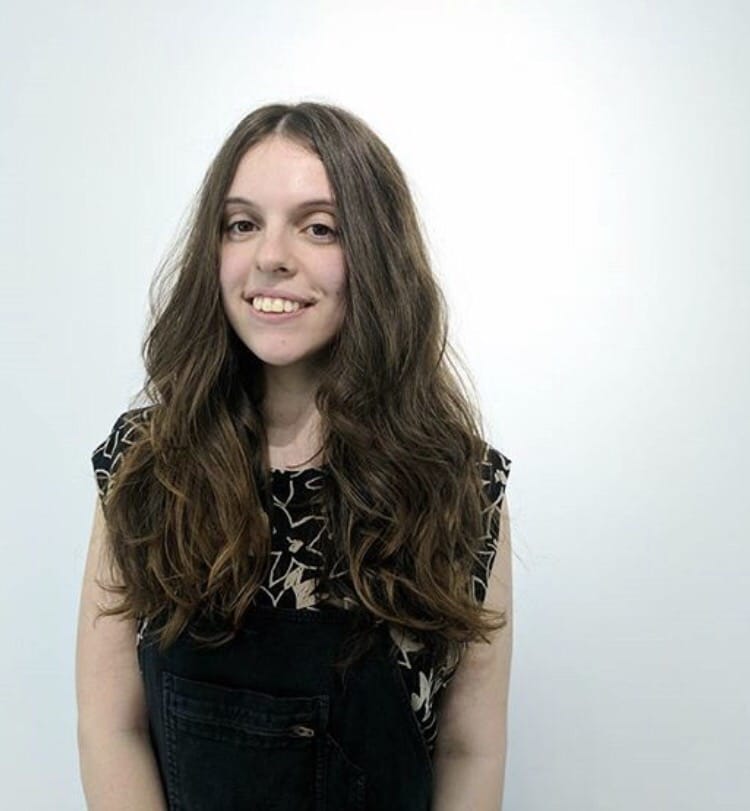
[2,1,748,808]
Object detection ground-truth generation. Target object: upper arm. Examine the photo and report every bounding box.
[434,493,513,758]
[75,493,149,740]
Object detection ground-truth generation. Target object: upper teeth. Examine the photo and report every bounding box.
[252,296,305,313]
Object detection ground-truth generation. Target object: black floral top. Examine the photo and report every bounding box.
[91,407,512,758]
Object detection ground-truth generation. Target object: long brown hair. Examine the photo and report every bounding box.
[96,101,506,674]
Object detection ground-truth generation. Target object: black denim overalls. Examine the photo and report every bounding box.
[137,604,434,810]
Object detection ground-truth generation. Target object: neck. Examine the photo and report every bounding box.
[261,364,324,468]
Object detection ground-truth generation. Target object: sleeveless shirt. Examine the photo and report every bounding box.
[91,407,512,760]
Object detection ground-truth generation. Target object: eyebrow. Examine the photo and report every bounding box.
[223,196,337,213]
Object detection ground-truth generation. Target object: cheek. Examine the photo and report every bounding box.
[218,259,245,293]
[328,280,347,318]
[327,259,348,297]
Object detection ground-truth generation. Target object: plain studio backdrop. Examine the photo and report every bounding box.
[2,1,747,809]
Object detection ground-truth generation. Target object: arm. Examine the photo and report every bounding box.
[78,729,168,811]
[75,495,168,810]
[432,494,513,811]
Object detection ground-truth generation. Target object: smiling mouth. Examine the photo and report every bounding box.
[250,296,314,314]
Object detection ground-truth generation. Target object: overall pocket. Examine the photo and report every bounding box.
[161,672,328,811]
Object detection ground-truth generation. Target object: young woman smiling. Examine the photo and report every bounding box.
[76,101,513,810]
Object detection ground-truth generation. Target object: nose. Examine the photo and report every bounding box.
[253,224,295,275]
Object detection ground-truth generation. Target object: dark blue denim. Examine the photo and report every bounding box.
[137,605,434,810]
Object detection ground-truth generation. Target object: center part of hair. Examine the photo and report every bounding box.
[252,296,307,313]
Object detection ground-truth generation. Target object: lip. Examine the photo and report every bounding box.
[247,300,313,323]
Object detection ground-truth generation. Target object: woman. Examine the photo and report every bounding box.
[76,101,513,810]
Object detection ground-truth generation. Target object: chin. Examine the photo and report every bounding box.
[257,343,337,370]
[250,350,318,368]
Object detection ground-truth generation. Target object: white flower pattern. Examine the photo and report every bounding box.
[92,407,511,758]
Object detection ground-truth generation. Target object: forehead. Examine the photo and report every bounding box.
[227,136,332,202]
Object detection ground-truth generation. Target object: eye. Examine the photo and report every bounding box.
[306,222,338,239]
[224,219,257,236]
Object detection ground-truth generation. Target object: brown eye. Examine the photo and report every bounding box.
[306,223,338,239]
[225,219,257,235]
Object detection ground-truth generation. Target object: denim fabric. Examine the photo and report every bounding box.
[138,605,433,810]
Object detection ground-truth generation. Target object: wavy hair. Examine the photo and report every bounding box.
[95,101,506,674]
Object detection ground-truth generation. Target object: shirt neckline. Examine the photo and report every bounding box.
[270,464,329,475]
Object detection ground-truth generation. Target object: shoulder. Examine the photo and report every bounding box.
[478,441,512,506]
[471,440,512,605]
[91,405,155,463]
[91,406,156,501]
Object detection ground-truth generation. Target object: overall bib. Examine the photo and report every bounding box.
[137,604,434,810]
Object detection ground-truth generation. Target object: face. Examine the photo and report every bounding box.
[219,136,347,376]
